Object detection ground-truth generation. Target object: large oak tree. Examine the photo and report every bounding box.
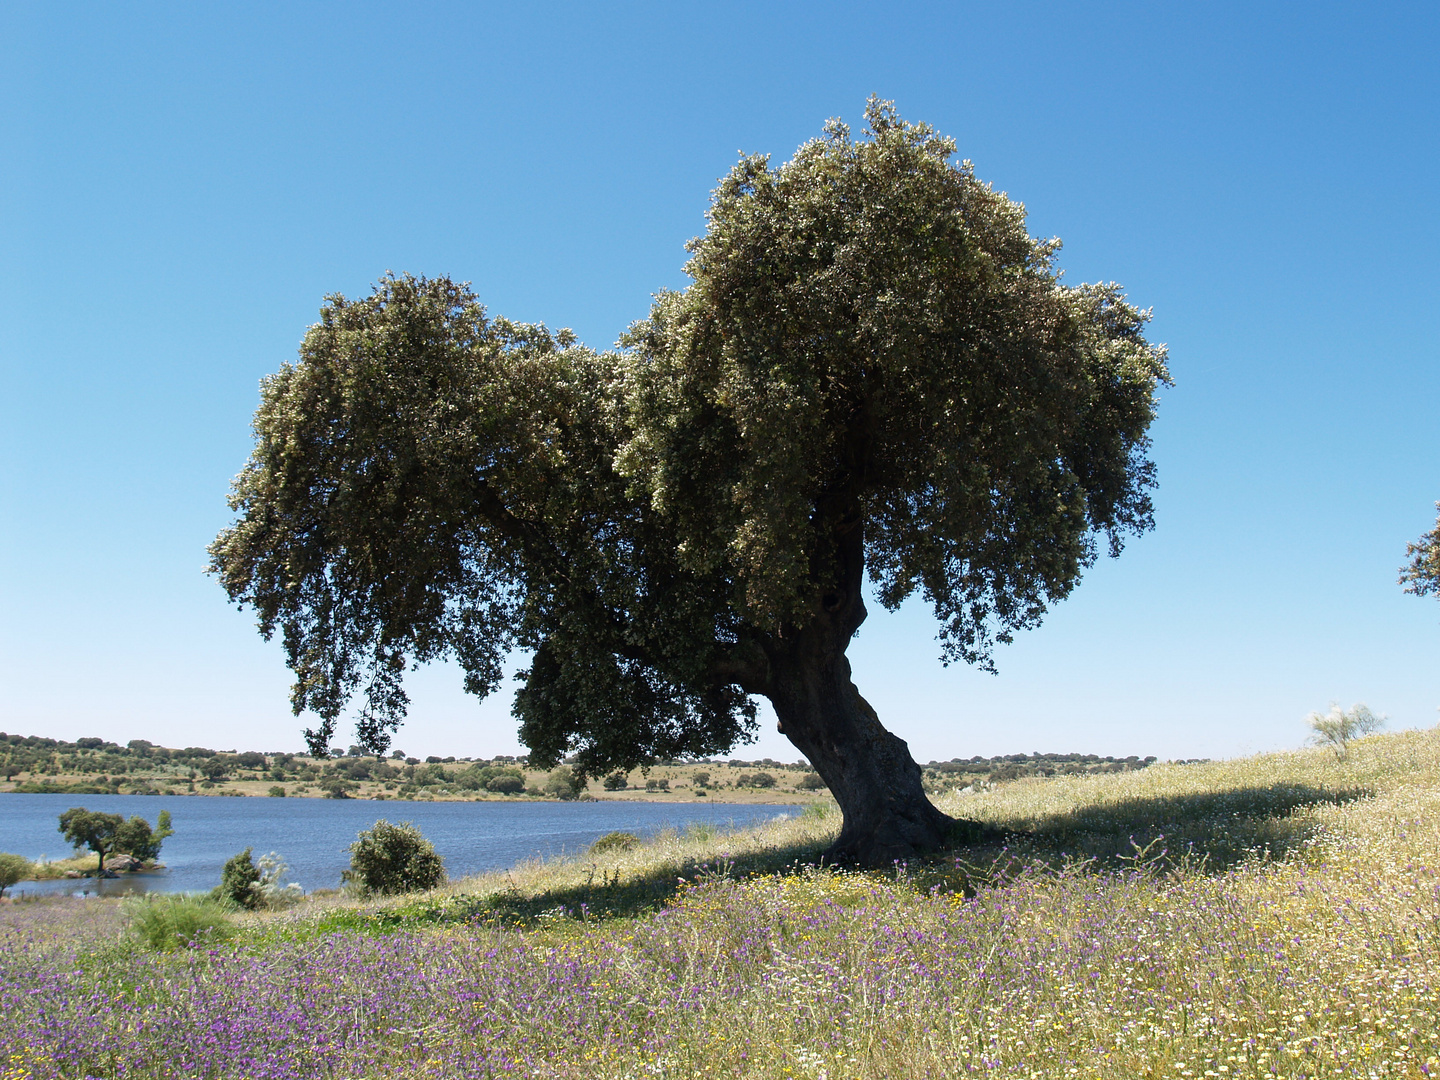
[210,101,1170,865]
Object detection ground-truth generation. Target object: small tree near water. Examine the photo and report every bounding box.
[344,820,446,896]
[543,765,585,799]
[58,807,124,873]
[0,853,34,897]
[212,847,303,909]
[115,809,173,863]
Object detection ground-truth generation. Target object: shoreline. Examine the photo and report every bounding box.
[0,782,824,807]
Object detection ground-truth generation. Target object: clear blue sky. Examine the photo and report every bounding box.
[3,2,1436,763]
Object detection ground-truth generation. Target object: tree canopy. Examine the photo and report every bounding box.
[58,807,124,873]
[58,807,172,872]
[116,809,173,863]
[211,99,1169,863]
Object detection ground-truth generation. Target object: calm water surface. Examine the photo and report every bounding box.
[1,793,801,897]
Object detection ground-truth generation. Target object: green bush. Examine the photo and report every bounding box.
[485,771,525,794]
[456,763,524,791]
[267,785,286,797]
[115,809,173,863]
[589,831,639,854]
[0,852,34,897]
[211,847,263,909]
[543,766,585,800]
[125,894,232,951]
[344,820,446,896]
[797,771,826,790]
[602,772,628,791]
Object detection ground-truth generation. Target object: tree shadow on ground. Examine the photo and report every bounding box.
[322,780,1369,933]
[933,781,1371,893]
[340,829,839,933]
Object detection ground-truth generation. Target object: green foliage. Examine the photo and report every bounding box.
[0,733,242,790]
[1307,703,1386,759]
[452,763,520,791]
[588,831,639,854]
[208,101,1168,854]
[114,809,173,863]
[542,765,585,799]
[1401,503,1440,599]
[201,758,231,781]
[602,772,628,791]
[57,807,124,871]
[797,772,826,791]
[618,103,1168,656]
[736,772,777,789]
[485,772,525,794]
[267,785,286,797]
[212,847,264,909]
[0,852,34,896]
[345,820,446,896]
[125,894,232,951]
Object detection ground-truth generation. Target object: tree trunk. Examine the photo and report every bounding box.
[769,639,955,867]
[759,506,957,867]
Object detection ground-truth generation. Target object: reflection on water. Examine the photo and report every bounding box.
[4,793,802,898]
[17,871,176,899]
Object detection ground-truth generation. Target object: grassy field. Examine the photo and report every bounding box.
[4,728,1439,1078]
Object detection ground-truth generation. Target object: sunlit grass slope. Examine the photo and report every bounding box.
[4,728,1440,1079]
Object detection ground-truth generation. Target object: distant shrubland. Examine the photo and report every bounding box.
[3,732,1170,804]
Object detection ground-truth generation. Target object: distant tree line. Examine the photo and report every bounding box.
[0,732,594,801]
[3,733,1179,800]
[923,752,1164,790]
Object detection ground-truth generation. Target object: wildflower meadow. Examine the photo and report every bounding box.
[5,728,1440,1079]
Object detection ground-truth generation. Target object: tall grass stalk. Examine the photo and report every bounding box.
[122,894,232,951]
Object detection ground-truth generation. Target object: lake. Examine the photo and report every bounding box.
[1,793,802,898]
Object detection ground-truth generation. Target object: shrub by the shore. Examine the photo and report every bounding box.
[343,820,446,897]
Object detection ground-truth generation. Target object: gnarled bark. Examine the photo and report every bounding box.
[755,508,956,868]
[769,641,954,866]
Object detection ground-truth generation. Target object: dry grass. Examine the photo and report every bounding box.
[5,728,1440,1079]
